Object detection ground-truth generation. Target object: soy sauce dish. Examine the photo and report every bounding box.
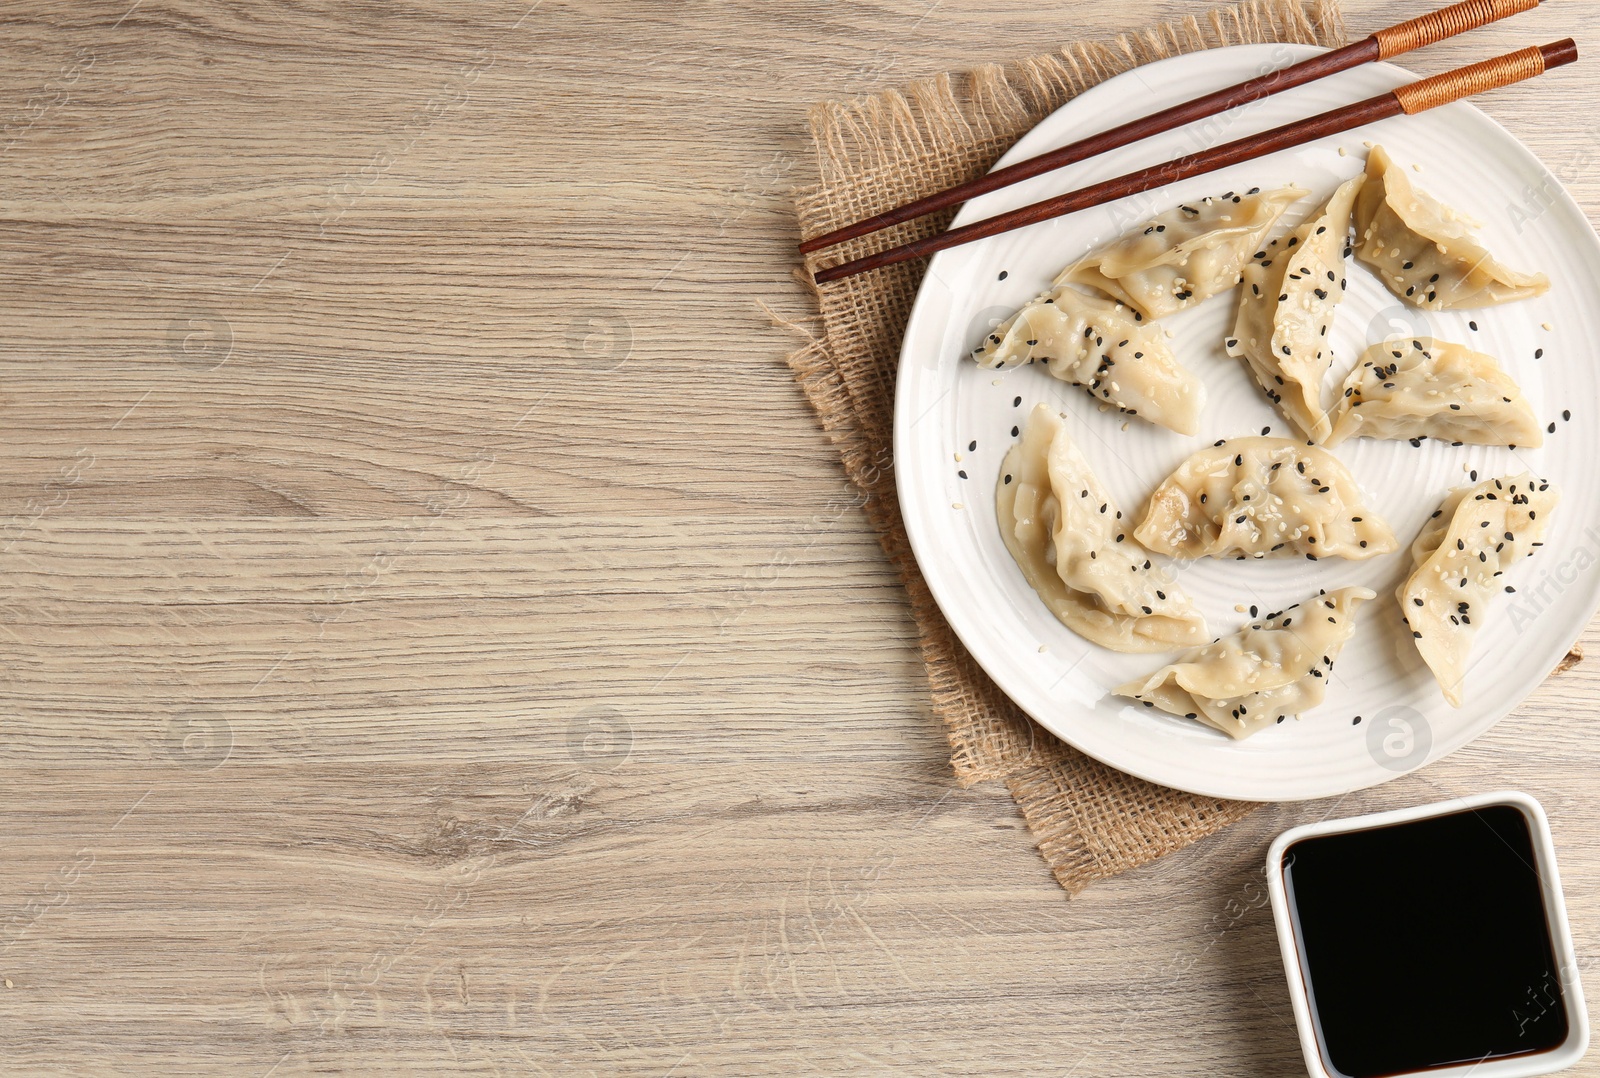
[1267,792,1588,1078]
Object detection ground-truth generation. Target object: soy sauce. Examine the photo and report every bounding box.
[1282,805,1567,1078]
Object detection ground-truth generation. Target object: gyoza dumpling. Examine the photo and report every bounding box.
[1398,475,1558,707]
[1135,437,1397,560]
[1355,145,1548,310]
[997,405,1207,652]
[1058,186,1307,320]
[1327,337,1543,449]
[1117,586,1374,738]
[971,285,1204,434]
[1227,175,1364,442]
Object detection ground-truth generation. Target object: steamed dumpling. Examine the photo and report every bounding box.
[1058,186,1307,320]
[1116,586,1375,738]
[1135,437,1397,561]
[997,405,1207,652]
[1327,337,1543,449]
[971,285,1204,434]
[1355,145,1548,310]
[1398,475,1557,707]
[1227,175,1364,442]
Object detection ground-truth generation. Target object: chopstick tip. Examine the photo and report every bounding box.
[1542,38,1579,69]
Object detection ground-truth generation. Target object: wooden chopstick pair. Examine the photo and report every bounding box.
[806,0,1573,285]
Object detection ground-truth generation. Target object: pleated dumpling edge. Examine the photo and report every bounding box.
[996,404,1208,653]
[1057,185,1308,320]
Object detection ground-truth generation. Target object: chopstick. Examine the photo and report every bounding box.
[811,40,1576,285]
[800,0,1540,256]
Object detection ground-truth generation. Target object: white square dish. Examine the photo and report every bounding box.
[1266,791,1588,1078]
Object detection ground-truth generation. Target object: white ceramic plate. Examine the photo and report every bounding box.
[895,44,1600,802]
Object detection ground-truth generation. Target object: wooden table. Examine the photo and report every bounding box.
[1,1,1595,1073]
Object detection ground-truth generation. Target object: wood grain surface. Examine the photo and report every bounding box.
[1,1,1597,1073]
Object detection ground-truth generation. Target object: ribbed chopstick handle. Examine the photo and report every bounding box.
[1392,39,1573,113]
[1372,0,1539,60]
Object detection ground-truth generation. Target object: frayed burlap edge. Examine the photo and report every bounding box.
[784,1,1346,895]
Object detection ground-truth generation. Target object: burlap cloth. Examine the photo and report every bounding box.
[786,0,1348,895]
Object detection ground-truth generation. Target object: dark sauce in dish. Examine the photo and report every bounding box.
[1283,805,1567,1078]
